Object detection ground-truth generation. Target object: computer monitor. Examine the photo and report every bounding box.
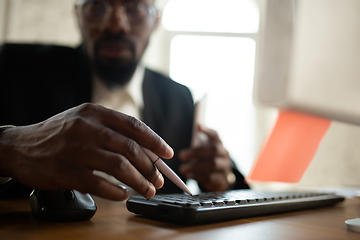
[254,0,360,230]
[255,0,360,126]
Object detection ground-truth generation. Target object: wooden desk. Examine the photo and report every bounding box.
[1,196,359,240]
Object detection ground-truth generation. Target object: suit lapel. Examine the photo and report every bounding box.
[142,69,166,136]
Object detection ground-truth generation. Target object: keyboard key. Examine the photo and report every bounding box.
[200,201,213,207]
[186,202,201,207]
[235,199,248,204]
[213,200,225,206]
[224,200,236,205]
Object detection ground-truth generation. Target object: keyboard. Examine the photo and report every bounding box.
[126,190,345,224]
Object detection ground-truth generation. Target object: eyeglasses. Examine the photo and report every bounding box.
[76,0,157,29]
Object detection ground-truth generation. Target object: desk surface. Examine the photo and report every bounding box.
[1,196,360,240]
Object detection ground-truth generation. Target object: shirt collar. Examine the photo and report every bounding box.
[126,64,145,110]
[92,65,145,111]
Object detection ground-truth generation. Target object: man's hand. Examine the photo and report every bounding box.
[0,103,173,201]
[178,124,233,192]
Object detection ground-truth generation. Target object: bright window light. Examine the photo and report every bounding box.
[170,35,257,174]
[162,0,259,33]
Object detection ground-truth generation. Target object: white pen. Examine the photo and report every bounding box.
[142,147,193,196]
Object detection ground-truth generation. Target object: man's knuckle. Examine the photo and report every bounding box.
[127,116,143,133]
[62,116,86,132]
[152,136,163,148]
[145,164,158,180]
[124,140,139,158]
[111,155,127,173]
[139,181,151,195]
[78,103,95,112]
[99,128,113,144]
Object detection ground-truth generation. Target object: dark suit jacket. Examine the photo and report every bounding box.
[0,43,248,197]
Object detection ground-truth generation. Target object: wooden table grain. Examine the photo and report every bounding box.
[1,196,360,240]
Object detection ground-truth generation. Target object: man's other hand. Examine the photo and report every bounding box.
[179,124,233,192]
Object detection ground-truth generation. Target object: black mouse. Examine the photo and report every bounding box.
[29,189,97,222]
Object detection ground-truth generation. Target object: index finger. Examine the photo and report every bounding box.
[96,105,174,159]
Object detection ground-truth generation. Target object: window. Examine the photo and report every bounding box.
[162,0,260,176]
[163,0,259,33]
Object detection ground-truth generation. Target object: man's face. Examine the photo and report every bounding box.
[75,0,159,87]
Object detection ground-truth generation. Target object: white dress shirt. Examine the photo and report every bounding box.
[92,65,145,186]
[92,65,145,120]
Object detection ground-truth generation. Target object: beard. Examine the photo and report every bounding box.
[91,34,139,89]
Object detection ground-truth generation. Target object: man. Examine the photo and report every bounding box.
[0,0,248,201]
